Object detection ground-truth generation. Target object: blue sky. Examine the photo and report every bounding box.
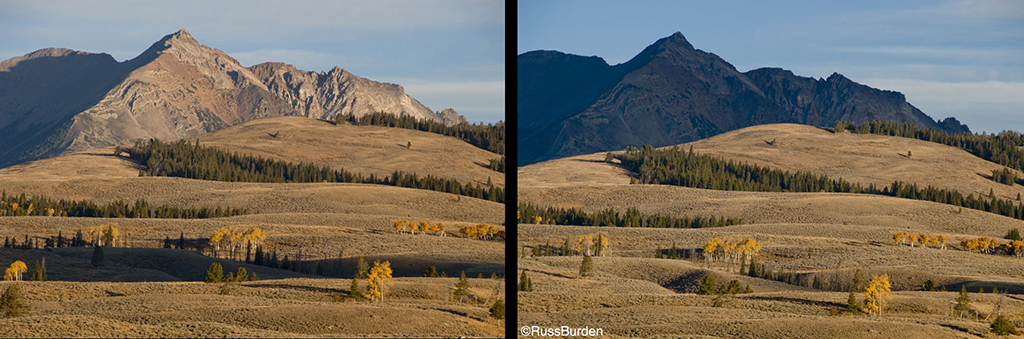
[0,0,505,123]
[519,0,1024,134]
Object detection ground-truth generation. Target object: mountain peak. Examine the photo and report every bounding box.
[655,32,694,50]
[164,28,198,46]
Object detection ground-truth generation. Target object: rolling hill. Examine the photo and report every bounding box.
[0,117,504,337]
[518,123,1024,338]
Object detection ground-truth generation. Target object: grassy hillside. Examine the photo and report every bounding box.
[517,123,1024,338]
[0,117,504,337]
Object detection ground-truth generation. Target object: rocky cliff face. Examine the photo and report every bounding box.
[0,29,460,167]
[517,32,969,166]
[248,62,465,124]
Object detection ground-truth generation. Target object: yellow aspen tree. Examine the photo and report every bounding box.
[532,216,542,224]
[210,227,232,258]
[702,238,721,266]
[419,222,429,235]
[576,234,595,256]
[863,274,892,316]
[1012,240,1024,257]
[393,220,405,234]
[937,235,947,250]
[366,261,394,302]
[4,261,27,281]
[103,225,119,248]
[908,233,918,247]
[438,223,447,237]
[918,234,930,248]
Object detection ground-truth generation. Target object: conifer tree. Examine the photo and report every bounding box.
[698,274,717,295]
[847,289,860,313]
[991,315,1018,335]
[355,256,369,279]
[178,231,185,249]
[350,278,362,300]
[454,270,471,302]
[30,259,45,281]
[669,242,679,259]
[91,245,104,267]
[254,245,264,266]
[0,284,28,318]
[490,299,505,319]
[955,285,971,319]
[518,271,533,292]
[424,265,438,277]
[579,255,594,277]
[234,267,248,282]
[205,262,223,283]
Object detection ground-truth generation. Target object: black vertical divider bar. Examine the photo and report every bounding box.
[504,4,518,334]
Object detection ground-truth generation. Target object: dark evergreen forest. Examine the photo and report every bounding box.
[0,191,246,218]
[336,112,505,156]
[619,144,1024,221]
[517,202,742,228]
[125,139,504,203]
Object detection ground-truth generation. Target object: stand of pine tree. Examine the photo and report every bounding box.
[619,145,1024,221]
[125,139,504,203]
[517,202,741,228]
[0,191,246,218]
[336,112,505,155]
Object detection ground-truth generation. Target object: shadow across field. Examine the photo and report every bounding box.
[743,295,845,309]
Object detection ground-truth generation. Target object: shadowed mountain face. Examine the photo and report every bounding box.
[0,29,465,168]
[517,32,969,166]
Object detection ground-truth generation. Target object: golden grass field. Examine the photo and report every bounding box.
[518,124,1024,338]
[0,117,505,337]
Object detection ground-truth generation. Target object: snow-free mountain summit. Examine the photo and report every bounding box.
[517,32,969,166]
[0,29,467,168]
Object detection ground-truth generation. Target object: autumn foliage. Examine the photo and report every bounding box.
[366,261,394,302]
[702,237,761,273]
[892,232,946,249]
[459,224,504,240]
[393,220,448,236]
[863,274,892,316]
[3,261,27,281]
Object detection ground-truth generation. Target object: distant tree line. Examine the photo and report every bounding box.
[618,145,1024,222]
[336,112,505,155]
[0,191,246,218]
[833,120,1024,172]
[518,202,742,228]
[125,139,504,203]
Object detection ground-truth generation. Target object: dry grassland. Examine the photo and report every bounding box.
[0,118,504,337]
[518,124,1024,338]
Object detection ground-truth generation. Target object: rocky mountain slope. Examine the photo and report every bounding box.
[517,32,969,166]
[0,29,465,168]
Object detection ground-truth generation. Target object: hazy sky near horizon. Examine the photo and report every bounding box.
[519,0,1024,134]
[0,0,505,123]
